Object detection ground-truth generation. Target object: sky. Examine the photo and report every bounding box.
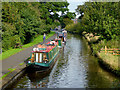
[67,0,88,18]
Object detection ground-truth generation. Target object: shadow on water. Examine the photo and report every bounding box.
[11,33,120,88]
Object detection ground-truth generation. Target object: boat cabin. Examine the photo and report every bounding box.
[29,41,58,64]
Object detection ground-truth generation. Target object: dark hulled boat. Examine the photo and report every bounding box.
[26,30,67,71]
[26,40,59,71]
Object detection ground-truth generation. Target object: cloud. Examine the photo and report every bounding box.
[68,1,84,12]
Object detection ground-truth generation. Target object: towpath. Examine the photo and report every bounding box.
[0,33,57,78]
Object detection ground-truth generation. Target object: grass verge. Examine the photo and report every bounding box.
[0,31,55,60]
[99,52,119,70]
[83,32,120,75]
[0,68,16,80]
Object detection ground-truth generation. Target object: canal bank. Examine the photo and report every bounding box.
[1,33,57,89]
[82,32,120,77]
[8,33,120,88]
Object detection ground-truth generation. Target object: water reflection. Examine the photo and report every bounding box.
[12,33,120,88]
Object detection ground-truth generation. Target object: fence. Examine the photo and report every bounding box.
[100,46,120,55]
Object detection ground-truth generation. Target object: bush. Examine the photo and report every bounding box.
[65,23,84,34]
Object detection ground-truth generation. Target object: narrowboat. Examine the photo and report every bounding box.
[26,40,60,71]
[57,29,67,43]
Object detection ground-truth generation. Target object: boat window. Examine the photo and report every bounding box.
[35,53,43,63]
[35,53,39,62]
[39,53,42,63]
[32,53,34,58]
[30,53,35,62]
[43,53,46,61]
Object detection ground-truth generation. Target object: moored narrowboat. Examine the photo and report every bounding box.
[26,40,60,71]
[57,29,67,43]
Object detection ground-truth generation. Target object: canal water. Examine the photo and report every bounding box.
[11,34,120,88]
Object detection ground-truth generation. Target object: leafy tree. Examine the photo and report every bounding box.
[75,2,120,40]
[2,1,72,51]
[63,18,74,26]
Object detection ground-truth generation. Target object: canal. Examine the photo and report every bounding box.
[11,34,120,88]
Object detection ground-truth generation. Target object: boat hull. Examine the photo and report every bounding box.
[26,50,59,72]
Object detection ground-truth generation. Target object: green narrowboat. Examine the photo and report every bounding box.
[26,40,60,71]
[57,29,67,44]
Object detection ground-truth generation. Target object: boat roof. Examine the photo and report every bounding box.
[32,41,58,53]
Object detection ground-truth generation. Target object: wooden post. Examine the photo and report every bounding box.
[105,46,107,54]
[113,48,115,55]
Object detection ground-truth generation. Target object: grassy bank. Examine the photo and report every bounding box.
[83,32,120,76]
[98,52,119,70]
[0,31,55,60]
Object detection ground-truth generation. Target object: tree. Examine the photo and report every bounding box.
[75,2,120,40]
[63,18,74,26]
[2,1,72,51]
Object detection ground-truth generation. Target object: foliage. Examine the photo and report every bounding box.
[63,18,74,26]
[2,2,72,51]
[60,12,76,28]
[73,2,120,40]
[38,2,72,26]
[65,22,84,34]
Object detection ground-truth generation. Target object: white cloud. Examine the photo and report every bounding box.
[67,0,88,18]
[68,2,84,12]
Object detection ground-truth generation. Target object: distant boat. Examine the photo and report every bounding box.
[26,40,60,71]
[57,29,67,44]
